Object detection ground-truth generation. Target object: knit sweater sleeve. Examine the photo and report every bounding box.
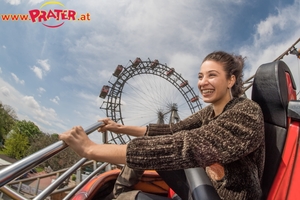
[126,98,264,171]
[145,109,205,136]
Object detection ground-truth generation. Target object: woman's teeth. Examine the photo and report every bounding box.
[202,90,214,94]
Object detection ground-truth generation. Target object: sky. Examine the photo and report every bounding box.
[0,0,300,143]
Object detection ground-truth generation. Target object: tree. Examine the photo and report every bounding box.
[14,120,42,138]
[3,130,29,159]
[27,133,80,171]
[3,120,42,159]
[3,104,17,119]
[0,102,17,146]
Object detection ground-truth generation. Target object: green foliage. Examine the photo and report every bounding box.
[13,120,42,138]
[35,166,44,172]
[71,174,76,181]
[3,131,29,159]
[0,102,17,145]
[2,120,42,159]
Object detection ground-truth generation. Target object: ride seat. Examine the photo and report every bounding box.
[251,60,297,200]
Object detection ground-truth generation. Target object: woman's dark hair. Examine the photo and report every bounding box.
[202,51,245,97]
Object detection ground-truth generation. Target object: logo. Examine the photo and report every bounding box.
[1,1,90,28]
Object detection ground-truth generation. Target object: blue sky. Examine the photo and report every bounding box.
[0,0,299,143]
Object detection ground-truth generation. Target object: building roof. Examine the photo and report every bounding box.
[0,154,18,170]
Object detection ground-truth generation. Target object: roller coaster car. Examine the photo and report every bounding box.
[73,60,300,200]
[72,169,170,200]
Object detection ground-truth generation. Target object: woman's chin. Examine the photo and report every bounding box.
[202,98,213,103]
[202,94,215,103]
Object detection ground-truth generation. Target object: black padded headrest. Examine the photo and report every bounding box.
[251,61,296,128]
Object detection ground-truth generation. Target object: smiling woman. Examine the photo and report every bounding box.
[59,51,265,200]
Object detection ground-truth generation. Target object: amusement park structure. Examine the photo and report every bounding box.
[0,38,299,199]
[99,57,202,144]
[243,38,300,92]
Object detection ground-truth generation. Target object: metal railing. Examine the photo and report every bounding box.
[0,121,104,200]
[63,162,109,200]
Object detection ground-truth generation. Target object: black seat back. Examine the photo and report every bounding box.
[251,60,296,199]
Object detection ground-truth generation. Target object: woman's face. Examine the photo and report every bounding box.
[198,60,233,105]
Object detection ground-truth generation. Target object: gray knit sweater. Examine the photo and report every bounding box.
[126,97,265,200]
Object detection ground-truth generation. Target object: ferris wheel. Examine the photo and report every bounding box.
[99,57,202,144]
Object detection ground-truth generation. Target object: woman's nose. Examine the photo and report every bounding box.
[199,77,208,86]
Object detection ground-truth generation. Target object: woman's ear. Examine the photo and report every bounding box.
[228,75,236,88]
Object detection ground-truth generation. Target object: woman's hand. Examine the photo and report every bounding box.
[59,126,96,158]
[98,118,147,137]
[98,118,123,134]
[59,125,127,164]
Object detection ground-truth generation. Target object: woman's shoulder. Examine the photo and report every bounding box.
[231,97,262,113]
[236,97,260,106]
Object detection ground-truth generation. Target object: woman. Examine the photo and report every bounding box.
[59,51,265,200]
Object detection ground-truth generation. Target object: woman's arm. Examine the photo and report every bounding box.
[59,126,127,164]
[86,143,127,164]
[98,118,147,137]
[126,98,264,171]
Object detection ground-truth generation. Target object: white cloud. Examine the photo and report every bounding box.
[61,75,74,83]
[33,116,51,126]
[0,86,10,97]
[37,59,50,72]
[31,65,43,79]
[222,0,245,3]
[62,0,227,89]
[168,52,202,84]
[77,91,97,102]
[253,4,299,48]
[66,1,261,109]
[11,73,25,85]
[50,96,60,105]
[23,96,40,109]
[30,60,51,79]
[0,77,64,133]
[2,45,6,49]
[73,110,82,115]
[28,0,44,5]
[22,96,59,127]
[4,0,21,5]
[37,87,46,93]
[0,67,2,74]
